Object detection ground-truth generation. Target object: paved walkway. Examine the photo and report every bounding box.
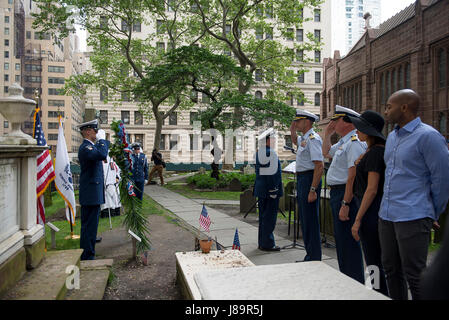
[144,185,340,269]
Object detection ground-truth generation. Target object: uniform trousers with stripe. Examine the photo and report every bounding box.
[297,171,322,261]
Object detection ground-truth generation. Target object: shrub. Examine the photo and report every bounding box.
[188,171,256,191]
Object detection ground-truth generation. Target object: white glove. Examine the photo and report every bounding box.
[269,194,277,199]
[145,180,148,185]
[96,129,106,140]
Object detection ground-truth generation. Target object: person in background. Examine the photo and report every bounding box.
[290,109,323,261]
[253,128,283,251]
[379,89,449,300]
[130,143,148,200]
[148,148,165,186]
[348,110,389,296]
[101,153,121,218]
[322,105,366,284]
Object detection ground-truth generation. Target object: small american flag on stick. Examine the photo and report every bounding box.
[232,228,241,250]
[199,205,211,232]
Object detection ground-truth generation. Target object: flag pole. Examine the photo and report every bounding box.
[65,205,80,240]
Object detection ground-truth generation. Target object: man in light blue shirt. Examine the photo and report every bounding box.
[379,89,449,300]
[290,109,323,261]
[323,105,367,284]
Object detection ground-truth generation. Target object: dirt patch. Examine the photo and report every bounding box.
[96,213,196,300]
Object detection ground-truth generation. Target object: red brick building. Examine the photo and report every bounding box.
[321,0,449,138]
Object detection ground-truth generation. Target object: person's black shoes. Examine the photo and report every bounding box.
[259,246,281,252]
[96,237,102,243]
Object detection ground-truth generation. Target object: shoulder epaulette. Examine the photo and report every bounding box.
[351,135,358,142]
[309,133,316,140]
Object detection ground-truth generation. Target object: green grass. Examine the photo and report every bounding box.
[45,194,169,251]
[164,181,241,200]
[44,190,79,219]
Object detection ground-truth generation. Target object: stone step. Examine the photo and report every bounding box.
[65,269,110,300]
[2,249,83,300]
[64,259,112,300]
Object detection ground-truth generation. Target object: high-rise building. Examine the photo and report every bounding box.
[0,0,85,157]
[85,2,332,163]
[331,0,381,56]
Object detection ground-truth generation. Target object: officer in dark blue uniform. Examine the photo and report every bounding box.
[130,143,148,201]
[78,119,110,260]
[290,109,324,261]
[253,128,283,251]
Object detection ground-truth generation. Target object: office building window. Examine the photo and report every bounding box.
[48,111,64,118]
[133,21,141,32]
[4,63,9,70]
[157,20,164,34]
[48,100,65,107]
[296,29,303,42]
[26,31,31,39]
[100,86,108,101]
[121,111,130,124]
[265,27,273,40]
[99,110,108,124]
[202,93,210,104]
[48,122,59,129]
[298,71,305,83]
[4,74,9,82]
[48,77,65,84]
[314,30,321,42]
[190,112,199,125]
[48,134,58,141]
[314,93,320,106]
[314,9,321,22]
[297,49,304,62]
[170,134,178,150]
[157,42,165,53]
[135,134,144,149]
[48,66,65,73]
[4,51,9,58]
[15,75,20,82]
[315,50,321,63]
[159,134,166,150]
[315,71,321,84]
[169,112,177,125]
[15,63,20,70]
[134,111,143,125]
[4,39,9,46]
[48,88,64,95]
[4,121,9,128]
[4,28,9,35]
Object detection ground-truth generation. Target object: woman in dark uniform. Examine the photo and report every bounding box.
[348,110,389,296]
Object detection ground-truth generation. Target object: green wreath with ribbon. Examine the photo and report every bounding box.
[109,120,150,253]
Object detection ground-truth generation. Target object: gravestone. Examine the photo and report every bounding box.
[243,165,255,175]
[198,167,206,174]
[229,178,242,192]
[240,189,257,214]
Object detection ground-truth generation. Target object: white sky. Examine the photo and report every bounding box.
[76,0,418,53]
[381,0,416,22]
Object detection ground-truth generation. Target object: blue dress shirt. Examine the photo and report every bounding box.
[379,117,449,222]
[296,128,324,172]
[326,129,367,186]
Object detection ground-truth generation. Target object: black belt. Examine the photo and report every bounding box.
[296,170,314,176]
[329,184,346,189]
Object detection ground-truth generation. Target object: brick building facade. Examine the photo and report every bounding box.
[321,0,449,139]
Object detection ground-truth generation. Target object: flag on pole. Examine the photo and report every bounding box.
[232,228,241,250]
[199,205,211,232]
[33,107,55,225]
[54,116,76,225]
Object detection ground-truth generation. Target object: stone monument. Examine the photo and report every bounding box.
[0,84,47,296]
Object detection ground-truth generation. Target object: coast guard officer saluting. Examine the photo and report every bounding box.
[78,119,110,260]
[323,105,366,283]
[253,128,283,251]
[290,109,324,261]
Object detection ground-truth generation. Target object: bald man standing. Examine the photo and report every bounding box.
[379,89,449,300]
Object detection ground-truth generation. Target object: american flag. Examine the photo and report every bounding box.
[34,108,55,225]
[199,205,211,232]
[232,228,241,250]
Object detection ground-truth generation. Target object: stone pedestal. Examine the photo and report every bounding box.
[0,143,47,296]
